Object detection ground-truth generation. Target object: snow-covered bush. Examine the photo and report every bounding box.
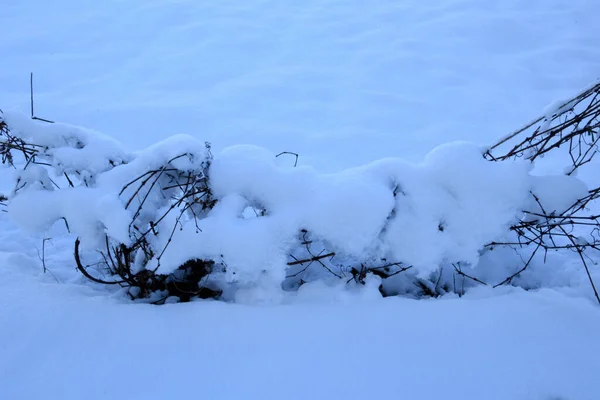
[483,81,600,302]
[1,111,224,301]
[1,82,599,303]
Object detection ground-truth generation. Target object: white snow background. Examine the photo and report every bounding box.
[1,1,600,399]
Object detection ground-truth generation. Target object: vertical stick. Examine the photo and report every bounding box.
[30,72,34,118]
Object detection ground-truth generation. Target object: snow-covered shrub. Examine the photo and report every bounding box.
[484,81,600,302]
[1,111,222,302]
[1,81,599,303]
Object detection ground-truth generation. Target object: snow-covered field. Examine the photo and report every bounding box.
[1,1,599,399]
[2,0,599,170]
[2,268,600,400]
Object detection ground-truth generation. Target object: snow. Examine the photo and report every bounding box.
[2,0,600,399]
[531,175,589,215]
[1,1,599,171]
[9,187,131,246]
[1,264,600,400]
[542,79,600,120]
[4,115,544,283]
[1,111,129,176]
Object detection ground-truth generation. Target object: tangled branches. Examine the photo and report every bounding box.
[485,82,600,174]
[74,238,221,303]
[486,82,600,303]
[74,146,222,303]
[0,114,41,168]
[283,229,415,296]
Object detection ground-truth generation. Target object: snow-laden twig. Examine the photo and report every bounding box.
[486,81,600,175]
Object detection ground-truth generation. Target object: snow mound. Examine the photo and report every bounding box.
[3,112,593,300]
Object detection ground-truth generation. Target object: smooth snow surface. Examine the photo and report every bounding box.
[1,0,600,399]
[1,0,599,171]
[2,266,600,400]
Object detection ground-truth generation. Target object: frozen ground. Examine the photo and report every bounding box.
[1,0,600,399]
